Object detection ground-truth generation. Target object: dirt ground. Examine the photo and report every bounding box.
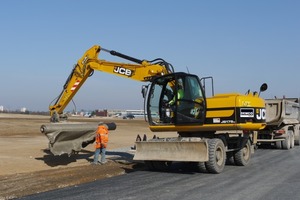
[0,113,175,199]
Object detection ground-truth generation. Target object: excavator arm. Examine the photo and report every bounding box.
[49,45,173,121]
[43,45,176,155]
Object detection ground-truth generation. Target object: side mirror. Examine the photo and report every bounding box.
[260,83,268,92]
[259,83,268,96]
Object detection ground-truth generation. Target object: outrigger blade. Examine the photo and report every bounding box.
[133,138,209,162]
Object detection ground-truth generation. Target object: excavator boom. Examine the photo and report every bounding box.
[44,45,175,155]
[49,45,172,119]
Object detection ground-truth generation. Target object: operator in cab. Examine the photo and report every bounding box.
[169,79,184,106]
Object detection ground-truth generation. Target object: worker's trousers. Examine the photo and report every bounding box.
[93,147,106,163]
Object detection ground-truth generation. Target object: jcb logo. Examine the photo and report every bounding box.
[114,66,133,77]
[256,108,266,120]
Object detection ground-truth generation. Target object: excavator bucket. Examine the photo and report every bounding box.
[133,138,209,162]
[40,122,116,156]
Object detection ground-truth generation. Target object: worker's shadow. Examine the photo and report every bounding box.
[106,151,134,163]
[36,149,94,167]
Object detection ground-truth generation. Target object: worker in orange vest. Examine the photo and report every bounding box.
[92,122,109,165]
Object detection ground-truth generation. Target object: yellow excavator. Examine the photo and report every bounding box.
[42,45,268,173]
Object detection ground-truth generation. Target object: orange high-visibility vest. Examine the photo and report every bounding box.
[95,125,109,149]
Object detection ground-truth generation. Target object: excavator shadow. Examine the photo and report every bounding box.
[140,162,208,175]
[106,150,135,164]
[36,148,136,167]
[256,143,278,150]
[36,149,95,167]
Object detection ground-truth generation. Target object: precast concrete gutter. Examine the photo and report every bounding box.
[40,122,116,156]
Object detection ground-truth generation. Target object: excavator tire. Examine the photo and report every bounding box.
[187,162,207,173]
[225,151,235,165]
[205,138,226,174]
[234,139,251,166]
[196,162,207,173]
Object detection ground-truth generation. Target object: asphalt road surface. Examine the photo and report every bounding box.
[20,146,300,200]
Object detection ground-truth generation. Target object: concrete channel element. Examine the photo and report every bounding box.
[40,122,116,155]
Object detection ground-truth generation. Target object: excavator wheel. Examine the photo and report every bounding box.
[205,138,226,174]
[187,162,207,173]
[234,139,251,166]
[195,162,207,173]
[225,151,235,165]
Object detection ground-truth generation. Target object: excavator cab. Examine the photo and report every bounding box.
[146,72,206,125]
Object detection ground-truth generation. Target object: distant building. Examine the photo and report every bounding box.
[0,106,3,112]
[106,109,145,118]
[107,109,126,117]
[125,110,145,118]
[20,107,27,113]
[95,109,108,117]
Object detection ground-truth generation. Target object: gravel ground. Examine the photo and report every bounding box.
[0,113,175,199]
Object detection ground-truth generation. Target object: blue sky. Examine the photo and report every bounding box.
[1,0,299,112]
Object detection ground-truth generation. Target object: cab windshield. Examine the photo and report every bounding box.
[147,73,206,125]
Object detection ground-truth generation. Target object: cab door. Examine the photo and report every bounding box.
[147,72,206,125]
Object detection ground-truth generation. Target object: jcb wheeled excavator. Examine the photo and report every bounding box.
[42,45,267,173]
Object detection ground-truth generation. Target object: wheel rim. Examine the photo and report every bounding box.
[242,145,250,161]
[216,146,224,166]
